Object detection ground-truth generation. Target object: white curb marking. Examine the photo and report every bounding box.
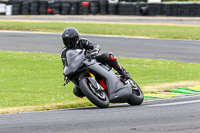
[147,99,200,107]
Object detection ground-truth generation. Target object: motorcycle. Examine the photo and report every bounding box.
[64,49,144,108]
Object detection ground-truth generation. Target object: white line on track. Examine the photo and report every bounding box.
[146,99,200,107]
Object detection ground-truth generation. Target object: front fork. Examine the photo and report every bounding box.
[88,72,95,78]
[87,72,104,91]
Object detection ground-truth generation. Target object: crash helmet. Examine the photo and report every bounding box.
[62,27,80,48]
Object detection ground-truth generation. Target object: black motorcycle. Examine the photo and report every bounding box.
[64,49,144,108]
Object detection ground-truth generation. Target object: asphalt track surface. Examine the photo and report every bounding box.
[0,31,200,63]
[0,96,200,133]
[0,31,200,133]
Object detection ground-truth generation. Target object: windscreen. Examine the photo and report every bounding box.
[66,49,83,66]
[64,49,85,76]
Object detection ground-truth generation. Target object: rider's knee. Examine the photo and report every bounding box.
[96,52,114,62]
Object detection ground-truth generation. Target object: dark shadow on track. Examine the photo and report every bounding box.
[66,103,145,111]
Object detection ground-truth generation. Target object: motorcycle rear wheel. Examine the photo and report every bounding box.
[79,77,110,108]
[127,79,144,105]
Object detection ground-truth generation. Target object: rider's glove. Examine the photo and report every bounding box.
[88,49,99,56]
[87,45,100,57]
[63,76,70,86]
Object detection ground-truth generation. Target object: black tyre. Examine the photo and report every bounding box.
[91,7,98,15]
[70,2,79,15]
[79,78,109,108]
[140,6,148,16]
[108,3,118,14]
[127,79,144,105]
[100,0,108,14]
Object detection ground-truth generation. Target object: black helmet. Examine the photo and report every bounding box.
[62,27,79,48]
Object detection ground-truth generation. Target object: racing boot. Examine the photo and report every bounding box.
[109,54,131,80]
[115,65,130,80]
[117,67,131,80]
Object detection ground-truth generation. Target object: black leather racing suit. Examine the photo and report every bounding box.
[61,38,125,97]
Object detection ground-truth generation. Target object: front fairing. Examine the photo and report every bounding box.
[86,63,132,102]
[64,49,85,77]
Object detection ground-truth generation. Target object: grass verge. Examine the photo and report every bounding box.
[0,51,200,113]
[0,21,200,40]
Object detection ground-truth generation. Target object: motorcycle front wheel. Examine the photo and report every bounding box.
[127,79,144,105]
[79,77,110,108]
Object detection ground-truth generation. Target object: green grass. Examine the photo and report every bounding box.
[0,51,200,111]
[0,21,200,40]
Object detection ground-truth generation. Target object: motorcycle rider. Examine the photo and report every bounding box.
[61,27,130,98]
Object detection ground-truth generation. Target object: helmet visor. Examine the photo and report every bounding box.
[63,37,76,48]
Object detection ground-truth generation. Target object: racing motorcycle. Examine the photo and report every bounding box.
[63,49,144,108]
